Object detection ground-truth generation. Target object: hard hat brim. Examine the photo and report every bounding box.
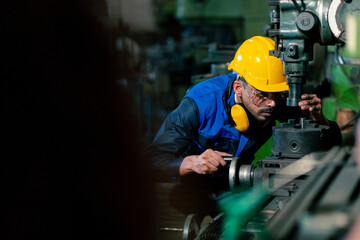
[246,78,289,92]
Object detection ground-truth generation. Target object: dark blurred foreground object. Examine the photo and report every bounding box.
[1,1,154,239]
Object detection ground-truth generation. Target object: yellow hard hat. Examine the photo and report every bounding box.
[228,36,288,92]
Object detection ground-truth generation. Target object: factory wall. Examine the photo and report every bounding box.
[106,0,158,31]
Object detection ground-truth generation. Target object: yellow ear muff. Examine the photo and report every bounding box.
[230,104,249,132]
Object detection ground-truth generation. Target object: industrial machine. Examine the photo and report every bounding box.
[181,1,360,239]
[183,118,334,239]
[189,145,360,240]
[190,42,235,85]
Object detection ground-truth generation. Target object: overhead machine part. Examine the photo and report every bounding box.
[268,0,360,106]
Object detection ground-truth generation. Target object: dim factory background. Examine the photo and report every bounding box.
[3,0,360,240]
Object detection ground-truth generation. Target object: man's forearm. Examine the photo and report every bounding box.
[179,155,194,176]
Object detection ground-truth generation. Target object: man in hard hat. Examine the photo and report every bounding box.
[145,36,341,191]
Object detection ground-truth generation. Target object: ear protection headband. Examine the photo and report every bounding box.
[222,77,249,132]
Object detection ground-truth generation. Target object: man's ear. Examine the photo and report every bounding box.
[233,80,243,97]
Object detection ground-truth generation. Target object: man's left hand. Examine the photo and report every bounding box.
[298,94,329,126]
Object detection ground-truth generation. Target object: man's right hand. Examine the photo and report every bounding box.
[179,149,233,176]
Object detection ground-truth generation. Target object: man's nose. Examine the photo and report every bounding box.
[267,99,276,108]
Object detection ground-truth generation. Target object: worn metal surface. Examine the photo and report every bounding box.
[266,146,360,240]
[272,119,331,158]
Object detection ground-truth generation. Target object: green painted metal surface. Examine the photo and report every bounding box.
[252,137,272,166]
[219,187,270,240]
[322,97,337,122]
[330,64,360,111]
[252,121,281,166]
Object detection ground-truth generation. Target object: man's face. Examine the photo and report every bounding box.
[239,81,283,123]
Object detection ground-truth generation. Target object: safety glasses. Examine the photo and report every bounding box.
[243,82,286,107]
